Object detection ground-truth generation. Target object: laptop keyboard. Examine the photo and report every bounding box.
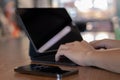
[33,53,77,66]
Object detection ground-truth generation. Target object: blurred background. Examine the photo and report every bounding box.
[0,0,120,42]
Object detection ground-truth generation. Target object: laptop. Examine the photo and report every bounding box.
[16,8,83,66]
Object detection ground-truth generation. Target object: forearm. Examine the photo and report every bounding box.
[88,48,120,73]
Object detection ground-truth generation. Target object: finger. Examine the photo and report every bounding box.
[89,40,100,48]
[59,44,69,50]
[55,45,66,61]
[55,52,61,61]
[89,40,104,48]
[55,45,70,61]
[55,50,70,61]
[55,50,65,61]
[64,42,74,46]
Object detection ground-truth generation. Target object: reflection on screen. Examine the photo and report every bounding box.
[38,26,71,53]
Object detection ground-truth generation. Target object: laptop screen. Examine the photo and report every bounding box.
[16,8,72,50]
[16,8,82,53]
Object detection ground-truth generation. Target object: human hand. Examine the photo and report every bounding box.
[90,39,120,49]
[55,40,95,66]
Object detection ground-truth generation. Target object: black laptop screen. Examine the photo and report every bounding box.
[16,8,72,51]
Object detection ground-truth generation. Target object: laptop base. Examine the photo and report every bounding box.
[29,42,78,66]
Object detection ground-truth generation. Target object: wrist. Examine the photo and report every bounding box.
[85,50,96,66]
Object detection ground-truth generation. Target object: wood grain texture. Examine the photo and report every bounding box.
[0,36,120,80]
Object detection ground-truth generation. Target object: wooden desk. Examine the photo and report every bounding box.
[0,36,120,80]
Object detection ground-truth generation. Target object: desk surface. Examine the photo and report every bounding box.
[0,36,120,80]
